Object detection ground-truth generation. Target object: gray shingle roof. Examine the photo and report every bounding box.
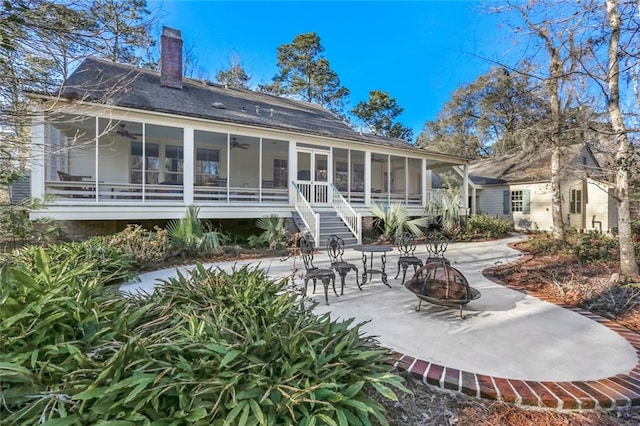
[468,144,591,185]
[59,58,425,153]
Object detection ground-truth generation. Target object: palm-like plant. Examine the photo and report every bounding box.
[254,215,289,250]
[370,202,431,242]
[166,206,224,255]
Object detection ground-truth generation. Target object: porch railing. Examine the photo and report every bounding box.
[425,189,446,206]
[295,181,329,204]
[293,181,320,247]
[329,183,361,244]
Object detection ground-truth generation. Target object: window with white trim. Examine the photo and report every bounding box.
[511,190,524,212]
[570,189,582,214]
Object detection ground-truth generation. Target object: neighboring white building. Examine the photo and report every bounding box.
[467,144,618,233]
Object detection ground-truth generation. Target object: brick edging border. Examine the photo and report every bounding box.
[388,245,640,411]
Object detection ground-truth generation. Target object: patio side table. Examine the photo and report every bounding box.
[353,245,393,287]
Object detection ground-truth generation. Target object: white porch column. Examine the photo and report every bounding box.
[289,141,297,205]
[463,163,470,215]
[31,109,45,202]
[421,158,427,207]
[183,127,194,204]
[364,151,371,205]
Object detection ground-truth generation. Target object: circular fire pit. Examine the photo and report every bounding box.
[404,262,480,319]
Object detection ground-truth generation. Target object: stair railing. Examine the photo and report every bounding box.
[292,181,320,247]
[329,183,362,245]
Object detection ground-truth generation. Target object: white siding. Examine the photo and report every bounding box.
[586,179,618,233]
[477,183,553,231]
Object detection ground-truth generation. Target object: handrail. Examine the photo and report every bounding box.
[329,183,362,244]
[292,181,320,247]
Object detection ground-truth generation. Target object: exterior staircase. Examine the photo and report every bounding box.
[292,210,359,248]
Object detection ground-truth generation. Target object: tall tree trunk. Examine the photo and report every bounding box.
[606,0,639,277]
[548,48,565,242]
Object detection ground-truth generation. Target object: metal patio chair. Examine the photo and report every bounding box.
[394,231,424,283]
[300,235,338,305]
[326,235,360,295]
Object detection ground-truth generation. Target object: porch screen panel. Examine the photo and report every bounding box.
[98,119,142,202]
[229,134,259,202]
[45,114,96,201]
[371,153,388,204]
[350,150,365,204]
[390,156,406,204]
[146,124,183,202]
[333,148,349,192]
[407,158,422,206]
[194,130,227,202]
[262,138,288,203]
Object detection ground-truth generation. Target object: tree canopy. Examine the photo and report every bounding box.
[259,32,349,117]
[215,54,251,89]
[352,90,413,142]
[0,0,156,183]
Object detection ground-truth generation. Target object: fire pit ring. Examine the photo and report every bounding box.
[404,262,481,319]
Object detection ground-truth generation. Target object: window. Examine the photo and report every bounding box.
[511,190,524,212]
[273,159,288,188]
[570,189,582,214]
[194,148,219,185]
[504,189,530,214]
[131,142,159,184]
[164,145,183,184]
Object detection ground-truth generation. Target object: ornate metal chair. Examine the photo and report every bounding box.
[394,231,424,283]
[425,232,450,265]
[300,235,338,305]
[326,235,360,295]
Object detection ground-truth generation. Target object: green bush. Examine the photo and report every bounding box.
[167,206,226,257]
[2,237,136,285]
[1,258,408,424]
[465,214,513,239]
[571,231,619,264]
[248,215,290,250]
[0,249,139,421]
[527,233,569,255]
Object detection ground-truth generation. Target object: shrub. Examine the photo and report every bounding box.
[2,237,136,285]
[0,198,60,248]
[166,205,225,256]
[527,233,569,255]
[1,259,408,424]
[0,249,138,422]
[371,202,431,242]
[103,224,170,270]
[248,215,290,250]
[571,231,619,265]
[465,214,513,239]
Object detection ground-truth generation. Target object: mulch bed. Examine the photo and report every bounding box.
[377,236,640,425]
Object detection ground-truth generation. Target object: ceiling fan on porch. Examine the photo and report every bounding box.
[115,124,142,140]
[230,137,250,150]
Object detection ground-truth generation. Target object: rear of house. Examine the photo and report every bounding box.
[27,27,471,243]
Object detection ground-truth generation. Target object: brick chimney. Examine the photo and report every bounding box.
[160,26,183,89]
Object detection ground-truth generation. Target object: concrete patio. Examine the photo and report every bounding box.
[120,235,640,410]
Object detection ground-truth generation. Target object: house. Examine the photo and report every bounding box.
[467,144,618,233]
[27,27,471,245]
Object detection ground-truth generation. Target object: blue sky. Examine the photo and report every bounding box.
[150,1,506,139]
